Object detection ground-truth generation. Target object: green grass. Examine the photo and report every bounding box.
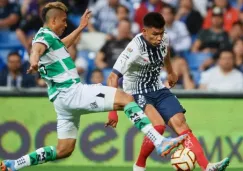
[21,166,241,171]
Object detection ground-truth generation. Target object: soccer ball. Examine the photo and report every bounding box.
[171,148,196,171]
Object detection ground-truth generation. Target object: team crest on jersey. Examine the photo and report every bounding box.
[137,95,146,108]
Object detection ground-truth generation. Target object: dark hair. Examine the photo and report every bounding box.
[7,52,21,61]
[162,4,176,15]
[232,21,243,27]
[119,18,131,24]
[116,4,129,14]
[217,49,234,60]
[143,12,165,29]
[92,68,103,75]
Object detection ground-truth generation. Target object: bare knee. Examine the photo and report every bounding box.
[113,89,134,110]
[168,113,190,134]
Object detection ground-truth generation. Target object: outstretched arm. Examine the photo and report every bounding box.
[62,9,91,48]
[27,43,46,74]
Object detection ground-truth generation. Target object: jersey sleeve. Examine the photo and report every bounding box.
[163,32,170,47]
[113,40,140,77]
[162,32,170,58]
[32,32,54,49]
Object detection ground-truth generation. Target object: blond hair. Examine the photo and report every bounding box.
[41,1,68,22]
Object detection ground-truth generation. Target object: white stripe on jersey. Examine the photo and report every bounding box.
[113,32,169,95]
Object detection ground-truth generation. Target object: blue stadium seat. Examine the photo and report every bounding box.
[0,31,23,49]
[183,52,212,70]
[68,14,81,27]
[102,68,112,85]
[0,31,24,65]
[0,57,6,72]
[77,50,96,83]
[190,70,201,87]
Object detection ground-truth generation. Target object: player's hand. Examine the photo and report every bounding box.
[167,72,178,88]
[27,63,38,74]
[79,9,91,30]
[105,111,118,128]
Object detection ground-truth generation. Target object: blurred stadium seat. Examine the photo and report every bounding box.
[190,70,201,87]
[102,68,112,85]
[77,50,96,83]
[68,14,81,27]
[0,31,24,64]
[183,52,212,70]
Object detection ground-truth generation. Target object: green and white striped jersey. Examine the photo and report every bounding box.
[32,27,80,101]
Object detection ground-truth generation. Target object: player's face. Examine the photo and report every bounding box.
[143,27,164,46]
[53,11,67,36]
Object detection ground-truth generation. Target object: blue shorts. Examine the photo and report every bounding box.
[133,88,186,124]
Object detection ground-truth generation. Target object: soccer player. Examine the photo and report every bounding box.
[0,2,187,171]
[106,12,230,171]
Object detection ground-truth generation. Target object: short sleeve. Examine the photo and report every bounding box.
[32,32,54,49]
[113,40,140,76]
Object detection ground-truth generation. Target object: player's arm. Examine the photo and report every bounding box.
[107,42,140,88]
[61,9,91,48]
[27,43,46,74]
[106,42,140,128]
[164,47,178,88]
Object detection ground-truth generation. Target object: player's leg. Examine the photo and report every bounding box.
[76,84,187,157]
[1,96,79,171]
[168,113,210,170]
[110,88,187,157]
[134,104,166,170]
[168,113,230,171]
[0,130,77,171]
[158,88,229,171]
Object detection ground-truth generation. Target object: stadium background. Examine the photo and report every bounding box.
[1,0,243,170]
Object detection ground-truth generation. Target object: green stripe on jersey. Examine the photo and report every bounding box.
[46,61,65,77]
[63,57,76,70]
[33,27,80,101]
[53,78,81,89]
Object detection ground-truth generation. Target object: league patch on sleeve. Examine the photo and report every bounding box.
[127,47,133,52]
[36,36,45,42]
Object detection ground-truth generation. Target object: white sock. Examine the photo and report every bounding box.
[14,155,31,170]
[141,124,164,147]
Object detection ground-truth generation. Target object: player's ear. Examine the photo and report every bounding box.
[142,28,147,35]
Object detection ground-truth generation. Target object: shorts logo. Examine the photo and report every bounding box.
[90,102,98,109]
[137,95,146,108]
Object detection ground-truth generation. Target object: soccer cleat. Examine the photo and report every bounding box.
[156,134,187,157]
[1,160,17,171]
[205,157,230,171]
[133,164,146,171]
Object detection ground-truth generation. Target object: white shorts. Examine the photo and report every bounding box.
[53,83,117,139]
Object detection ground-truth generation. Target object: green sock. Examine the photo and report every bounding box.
[14,146,57,170]
[124,102,164,146]
[124,102,152,131]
